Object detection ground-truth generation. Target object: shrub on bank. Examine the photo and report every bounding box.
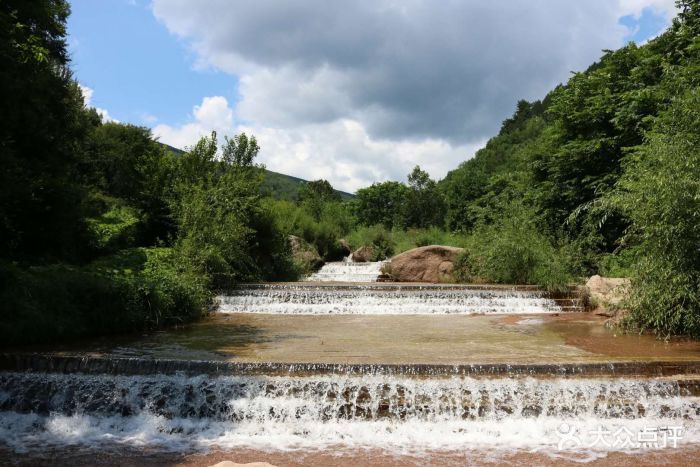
[346,225,395,260]
[85,202,141,254]
[263,198,353,262]
[0,248,211,345]
[453,213,574,291]
[612,90,700,338]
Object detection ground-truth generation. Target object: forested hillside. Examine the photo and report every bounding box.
[347,1,700,336]
[434,0,700,336]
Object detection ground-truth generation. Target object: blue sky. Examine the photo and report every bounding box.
[67,0,676,191]
[620,8,671,43]
[68,0,237,126]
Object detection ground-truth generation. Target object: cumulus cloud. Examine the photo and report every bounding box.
[154,96,233,150]
[153,95,483,189]
[150,0,677,191]
[79,84,118,123]
[240,120,486,190]
[620,0,678,19]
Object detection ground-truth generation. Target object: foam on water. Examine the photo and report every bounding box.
[217,285,563,315]
[303,260,386,282]
[1,372,699,456]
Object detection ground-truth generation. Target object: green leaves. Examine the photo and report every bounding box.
[453,203,574,291]
[354,181,409,229]
[222,132,260,168]
[613,88,700,337]
[166,131,294,288]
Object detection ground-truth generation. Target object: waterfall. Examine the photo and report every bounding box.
[217,284,578,315]
[303,260,386,282]
[0,275,687,460]
[1,371,699,455]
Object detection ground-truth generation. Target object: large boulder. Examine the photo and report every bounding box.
[351,245,375,263]
[585,275,631,316]
[288,235,324,271]
[388,245,464,283]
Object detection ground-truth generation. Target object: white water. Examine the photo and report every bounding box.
[217,285,562,315]
[304,260,386,282]
[0,372,699,457]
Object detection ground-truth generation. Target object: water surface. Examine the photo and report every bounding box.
[33,312,700,365]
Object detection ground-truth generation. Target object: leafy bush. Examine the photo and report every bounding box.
[248,203,301,281]
[453,206,574,291]
[169,133,285,287]
[391,227,466,253]
[0,248,210,345]
[596,247,639,278]
[86,201,141,254]
[263,198,353,261]
[346,225,395,260]
[353,181,408,229]
[613,89,700,337]
[452,251,477,283]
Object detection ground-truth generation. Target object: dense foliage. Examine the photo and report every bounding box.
[354,166,445,230]
[614,88,700,336]
[1,0,95,262]
[0,0,296,344]
[438,0,700,336]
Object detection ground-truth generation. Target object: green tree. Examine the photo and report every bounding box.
[0,0,98,262]
[404,166,445,229]
[299,179,341,220]
[170,133,257,285]
[81,123,175,243]
[169,132,295,286]
[222,132,260,167]
[354,181,409,229]
[299,179,341,202]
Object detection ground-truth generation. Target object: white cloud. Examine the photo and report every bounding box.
[79,83,93,104]
[141,113,158,124]
[150,1,678,191]
[153,96,233,150]
[153,95,483,191]
[79,84,119,123]
[241,119,486,192]
[619,0,678,19]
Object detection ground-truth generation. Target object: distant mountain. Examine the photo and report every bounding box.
[161,143,353,201]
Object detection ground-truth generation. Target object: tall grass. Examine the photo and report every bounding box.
[452,207,575,291]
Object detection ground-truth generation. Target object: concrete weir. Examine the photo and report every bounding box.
[3,353,700,456]
[218,283,587,315]
[3,353,700,379]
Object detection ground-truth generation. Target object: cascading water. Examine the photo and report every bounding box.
[303,259,386,282]
[217,284,577,315]
[1,371,699,455]
[0,262,692,462]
